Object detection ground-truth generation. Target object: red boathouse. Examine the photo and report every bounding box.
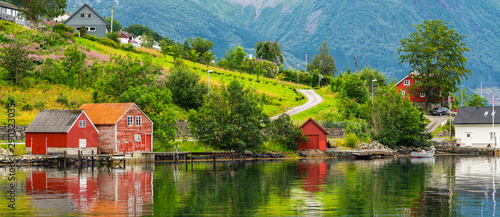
[298,118,329,151]
[79,103,153,154]
[25,109,99,155]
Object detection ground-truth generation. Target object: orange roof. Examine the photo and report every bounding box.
[79,103,135,125]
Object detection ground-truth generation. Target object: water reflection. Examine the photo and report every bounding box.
[3,157,500,216]
[25,165,154,216]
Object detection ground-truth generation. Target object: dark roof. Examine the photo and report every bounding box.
[63,3,110,27]
[118,30,134,38]
[453,106,500,125]
[299,118,329,134]
[0,1,18,10]
[26,110,84,133]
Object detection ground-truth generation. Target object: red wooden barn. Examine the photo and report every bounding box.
[298,118,329,151]
[79,103,153,154]
[25,109,99,155]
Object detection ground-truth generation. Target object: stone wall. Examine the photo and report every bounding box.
[176,120,191,138]
[0,125,27,141]
[324,128,345,138]
[432,140,500,155]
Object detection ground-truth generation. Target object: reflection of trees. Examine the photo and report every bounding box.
[152,161,298,216]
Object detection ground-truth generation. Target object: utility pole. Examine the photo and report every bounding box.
[111,6,114,32]
[355,55,358,73]
[449,92,452,139]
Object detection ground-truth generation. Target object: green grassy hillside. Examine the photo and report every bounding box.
[0,21,308,126]
[66,0,500,89]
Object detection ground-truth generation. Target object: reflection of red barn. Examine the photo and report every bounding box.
[298,118,328,151]
[25,109,99,155]
[79,103,153,154]
[300,161,328,192]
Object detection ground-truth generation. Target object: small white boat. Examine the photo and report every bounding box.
[411,150,435,158]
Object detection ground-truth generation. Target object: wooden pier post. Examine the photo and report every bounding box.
[64,151,67,170]
[78,150,82,169]
[91,150,94,169]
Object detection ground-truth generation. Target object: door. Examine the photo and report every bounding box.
[145,134,152,151]
[464,132,472,147]
[302,135,319,150]
[32,137,46,154]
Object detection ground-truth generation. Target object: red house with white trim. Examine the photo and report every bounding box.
[25,109,99,155]
[298,118,329,151]
[395,72,452,108]
[79,103,153,154]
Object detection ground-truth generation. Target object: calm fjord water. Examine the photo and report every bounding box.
[1,156,500,216]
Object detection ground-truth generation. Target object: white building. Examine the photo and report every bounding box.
[454,106,500,148]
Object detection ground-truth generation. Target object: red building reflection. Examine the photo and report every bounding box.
[25,168,153,215]
[299,160,328,192]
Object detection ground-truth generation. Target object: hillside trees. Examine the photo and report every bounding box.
[0,39,33,86]
[17,0,66,29]
[398,19,471,110]
[255,41,284,65]
[363,86,430,148]
[220,46,246,70]
[189,80,267,150]
[187,37,215,63]
[307,41,337,77]
[104,17,122,32]
[165,65,207,110]
[123,24,165,42]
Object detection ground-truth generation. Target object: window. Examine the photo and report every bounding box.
[127,116,133,126]
[135,134,141,141]
[80,13,85,18]
[89,27,96,31]
[490,132,496,140]
[404,80,410,86]
[401,90,405,97]
[79,120,86,128]
[79,139,86,148]
[135,116,142,126]
[467,133,471,138]
[76,27,81,31]
[87,13,92,19]
[420,92,426,97]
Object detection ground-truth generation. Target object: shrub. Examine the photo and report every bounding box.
[121,43,136,52]
[21,103,33,111]
[56,93,69,107]
[34,101,45,109]
[79,25,87,37]
[52,24,75,39]
[344,132,360,148]
[99,37,119,48]
[106,31,120,43]
[82,34,99,42]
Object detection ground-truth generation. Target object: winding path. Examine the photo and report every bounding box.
[270,89,323,120]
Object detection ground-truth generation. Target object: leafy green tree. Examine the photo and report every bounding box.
[466,93,487,106]
[140,33,155,48]
[95,55,158,98]
[221,46,246,70]
[255,41,284,65]
[358,66,387,93]
[104,17,123,31]
[189,80,268,150]
[398,19,471,110]
[106,31,120,43]
[307,41,337,76]
[340,72,369,104]
[120,85,178,150]
[165,65,207,110]
[265,114,307,150]
[364,86,431,148]
[18,0,66,29]
[0,39,33,85]
[79,25,87,37]
[62,44,87,86]
[186,37,214,62]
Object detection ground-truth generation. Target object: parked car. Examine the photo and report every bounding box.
[432,107,449,116]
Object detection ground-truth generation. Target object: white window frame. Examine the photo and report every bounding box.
[80,13,85,19]
[404,80,410,86]
[135,134,141,141]
[135,116,142,126]
[79,139,86,148]
[420,92,426,97]
[88,27,96,32]
[401,90,405,97]
[79,120,86,128]
[490,132,496,141]
[87,13,92,19]
[127,116,134,126]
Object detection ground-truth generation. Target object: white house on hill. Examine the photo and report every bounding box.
[454,106,500,148]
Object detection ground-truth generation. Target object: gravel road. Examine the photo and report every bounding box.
[270,89,323,120]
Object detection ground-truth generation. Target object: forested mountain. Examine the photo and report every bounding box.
[65,0,500,88]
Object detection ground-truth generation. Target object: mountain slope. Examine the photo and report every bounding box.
[66,0,500,88]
